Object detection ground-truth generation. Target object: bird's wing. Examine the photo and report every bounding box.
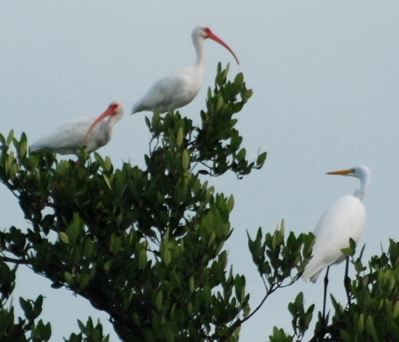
[132,67,199,113]
[30,116,95,154]
[303,195,366,282]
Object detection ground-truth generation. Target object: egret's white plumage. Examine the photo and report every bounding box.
[302,166,371,283]
[131,25,239,114]
[30,102,124,155]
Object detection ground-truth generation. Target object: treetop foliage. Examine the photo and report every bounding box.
[0,64,268,342]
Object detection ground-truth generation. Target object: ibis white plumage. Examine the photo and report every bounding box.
[30,102,124,155]
[131,25,239,114]
[302,165,371,283]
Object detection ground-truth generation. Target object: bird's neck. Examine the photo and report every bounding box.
[193,37,206,69]
[354,177,370,201]
[106,116,119,131]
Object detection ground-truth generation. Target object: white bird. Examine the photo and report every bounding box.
[131,25,239,114]
[30,102,124,155]
[302,165,371,283]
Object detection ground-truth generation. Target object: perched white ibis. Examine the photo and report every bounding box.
[131,25,239,114]
[30,102,124,155]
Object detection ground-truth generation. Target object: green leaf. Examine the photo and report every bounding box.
[33,295,44,319]
[182,149,190,171]
[145,116,151,129]
[234,73,244,87]
[19,138,27,158]
[6,130,14,145]
[104,156,113,171]
[366,315,379,341]
[68,214,84,243]
[156,291,163,310]
[59,232,70,244]
[256,152,267,166]
[177,127,184,147]
[104,260,113,271]
[109,234,122,254]
[357,313,365,333]
[79,273,90,289]
[187,302,193,317]
[83,239,96,259]
[234,275,245,302]
[393,301,399,318]
[189,277,194,294]
[226,195,234,212]
[341,329,353,342]
[35,320,52,340]
[64,272,74,286]
[216,96,224,111]
[242,89,253,101]
[20,297,33,320]
[236,148,246,161]
[139,249,147,269]
[103,174,112,190]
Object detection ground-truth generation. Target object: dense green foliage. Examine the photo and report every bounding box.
[267,240,399,342]
[1,65,399,342]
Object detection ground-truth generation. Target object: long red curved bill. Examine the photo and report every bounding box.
[83,105,115,143]
[205,28,240,65]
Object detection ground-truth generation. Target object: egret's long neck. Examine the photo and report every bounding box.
[354,176,370,201]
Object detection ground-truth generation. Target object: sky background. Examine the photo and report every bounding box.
[1,1,399,341]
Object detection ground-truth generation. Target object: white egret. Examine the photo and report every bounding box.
[302,166,370,321]
[131,25,239,114]
[30,102,124,155]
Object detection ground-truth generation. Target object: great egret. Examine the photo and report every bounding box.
[30,102,124,155]
[131,25,239,114]
[302,166,370,321]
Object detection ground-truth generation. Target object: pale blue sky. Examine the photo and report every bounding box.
[1,1,399,341]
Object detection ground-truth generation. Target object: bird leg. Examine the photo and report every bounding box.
[322,266,330,328]
[344,256,351,305]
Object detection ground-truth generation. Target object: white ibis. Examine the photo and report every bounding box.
[302,166,370,322]
[131,25,239,114]
[30,102,124,155]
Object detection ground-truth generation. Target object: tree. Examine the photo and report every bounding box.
[1,65,398,342]
[0,64,267,342]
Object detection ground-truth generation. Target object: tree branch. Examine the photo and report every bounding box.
[1,255,30,265]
